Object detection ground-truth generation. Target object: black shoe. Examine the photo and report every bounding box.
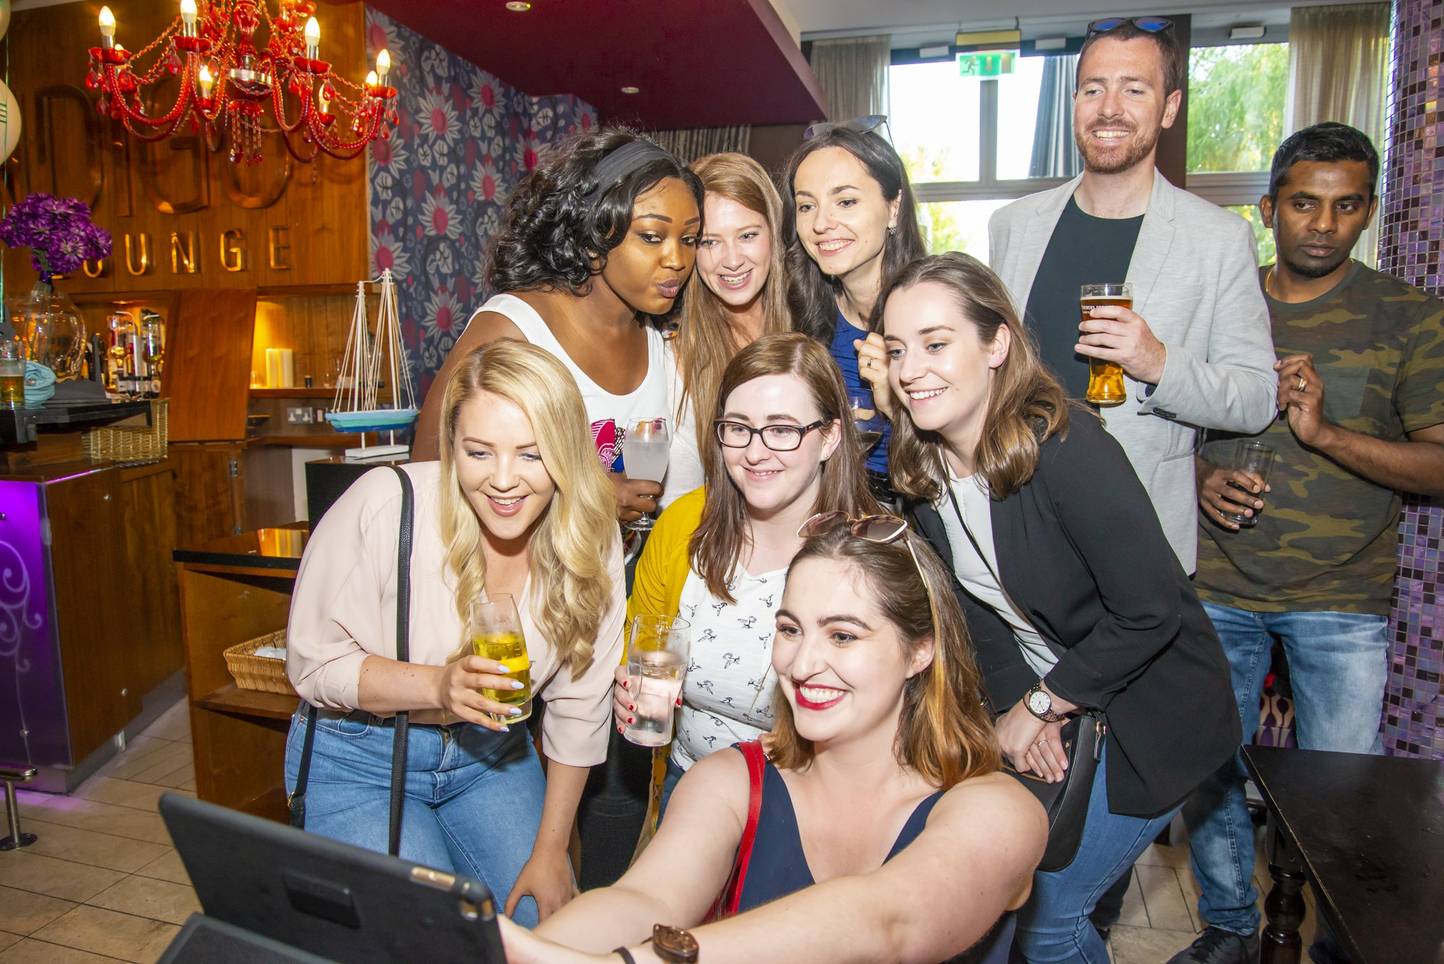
[1165,927,1261,964]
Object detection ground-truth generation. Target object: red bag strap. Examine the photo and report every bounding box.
[722,740,767,917]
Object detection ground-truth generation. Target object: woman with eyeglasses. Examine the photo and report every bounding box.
[623,333,878,817]
[660,153,793,509]
[880,253,1239,963]
[782,118,926,501]
[502,512,1046,964]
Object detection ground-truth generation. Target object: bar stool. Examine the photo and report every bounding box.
[0,765,38,851]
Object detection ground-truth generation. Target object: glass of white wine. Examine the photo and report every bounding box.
[848,393,885,453]
[623,417,670,532]
[469,594,532,724]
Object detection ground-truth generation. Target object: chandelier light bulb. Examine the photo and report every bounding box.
[98,6,117,47]
[303,16,320,59]
[179,0,197,36]
[318,85,331,115]
[376,48,391,86]
[197,63,214,99]
[364,69,378,90]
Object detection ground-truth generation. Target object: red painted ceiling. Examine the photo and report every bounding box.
[365,0,827,129]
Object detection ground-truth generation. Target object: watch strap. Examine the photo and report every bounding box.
[613,948,637,964]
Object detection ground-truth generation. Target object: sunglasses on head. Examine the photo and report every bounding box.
[803,114,893,143]
[1086,16,1173,36]
[796,511,941,651]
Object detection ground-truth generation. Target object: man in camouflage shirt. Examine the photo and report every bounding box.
[1169,124,1444,964]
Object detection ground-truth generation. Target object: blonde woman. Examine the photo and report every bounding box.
[286,340,625,928]
[661,153,792,508]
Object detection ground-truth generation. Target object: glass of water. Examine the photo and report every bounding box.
[623,615,690,747]
[623,417,670,532]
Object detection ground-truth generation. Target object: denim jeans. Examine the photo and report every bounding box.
[283,707,547,927]
[1016,746,1178,963]
[657,758,686,822]
[1181,604,1388,936]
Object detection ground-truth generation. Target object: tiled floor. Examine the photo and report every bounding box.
[1,699,1315,962]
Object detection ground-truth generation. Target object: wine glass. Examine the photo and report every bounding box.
[623,417,670,532]
[469,594,532,724]
[849,393,885,453]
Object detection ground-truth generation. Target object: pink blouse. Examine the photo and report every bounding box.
[286,461,626,768]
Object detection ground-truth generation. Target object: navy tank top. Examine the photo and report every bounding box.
[734,760,1016,963]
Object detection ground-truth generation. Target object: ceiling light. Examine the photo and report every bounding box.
[1229,24,1266,40]
[1034,36,1068,51]
[505,1,532,11]
[620,85,640,95]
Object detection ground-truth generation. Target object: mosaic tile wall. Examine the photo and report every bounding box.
[1378,0,1443,760]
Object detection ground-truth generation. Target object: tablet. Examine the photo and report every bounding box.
[158,793,506,963]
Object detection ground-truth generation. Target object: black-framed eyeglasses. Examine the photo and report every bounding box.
[714,419,826,452]
[796,511,941,648]
[803,114,893,143]
[1086,16,1173,36]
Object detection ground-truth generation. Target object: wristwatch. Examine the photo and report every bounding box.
[1024,682,1066,723]
[650,923,700,962]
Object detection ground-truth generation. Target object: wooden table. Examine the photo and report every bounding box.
[174,525,308,821]
[1242,746,1444,964]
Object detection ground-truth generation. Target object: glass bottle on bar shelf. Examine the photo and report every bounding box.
[138,311,165,397]
[106,310,135,395]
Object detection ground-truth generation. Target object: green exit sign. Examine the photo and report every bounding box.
[958,51,1017,76]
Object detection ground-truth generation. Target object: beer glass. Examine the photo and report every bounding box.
[1080,283,1132,407]
[470,594,532,723]
[1222,440,1276,528]
[623,615,690,747]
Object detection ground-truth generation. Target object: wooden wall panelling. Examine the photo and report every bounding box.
[3,3,370,295]
[117,462,184,696]
[252,291,378,392]
[168,288,257,442]
[170,442,246,546]
[44,469,139,763]
[242,445,301,528]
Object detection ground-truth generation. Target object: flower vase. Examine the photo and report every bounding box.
[8,279,85,380]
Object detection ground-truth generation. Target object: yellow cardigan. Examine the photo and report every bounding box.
[626,486,705,629]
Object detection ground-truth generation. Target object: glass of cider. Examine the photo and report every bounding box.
[470,594,532,724]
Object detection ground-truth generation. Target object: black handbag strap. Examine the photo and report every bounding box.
[289,465,416,858]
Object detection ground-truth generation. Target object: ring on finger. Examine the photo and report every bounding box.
[1296,374,1307,391]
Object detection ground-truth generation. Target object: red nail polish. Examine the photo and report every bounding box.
[628,704,635,712]
[627,717,634,724]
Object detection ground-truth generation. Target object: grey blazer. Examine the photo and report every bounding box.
[988,171,1278,570]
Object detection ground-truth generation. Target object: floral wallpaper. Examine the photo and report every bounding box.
[365,9,597,402]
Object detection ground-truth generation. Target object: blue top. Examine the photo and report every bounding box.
[827,312,890,475]
[734,757,1015,963]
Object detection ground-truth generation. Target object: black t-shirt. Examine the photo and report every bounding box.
[1023,196,1144,398]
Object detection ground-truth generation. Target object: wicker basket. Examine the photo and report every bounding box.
[222,630,295,695]
[83,398,168,465]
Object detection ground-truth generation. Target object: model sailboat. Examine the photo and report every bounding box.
[324,269,417,460]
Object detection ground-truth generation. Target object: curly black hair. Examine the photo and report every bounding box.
[487,129,705,294]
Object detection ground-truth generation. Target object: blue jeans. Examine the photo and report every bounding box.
[1182,604,1388,936]
[1016,746,1178,962]
[657,758,686,822]
[283,708,547,927]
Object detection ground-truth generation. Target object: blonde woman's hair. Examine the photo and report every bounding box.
[768,526,1002,787]
[437,339,617,676]
[882,253,1070,502]
[676,153,792,469]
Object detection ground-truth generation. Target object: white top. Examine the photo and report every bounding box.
[285,462,627,767]
[469,293,672,474]
[671,566,781,769]
[659,346,705,509]
[937,474,1058,677]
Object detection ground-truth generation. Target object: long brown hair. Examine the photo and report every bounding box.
[690,333,878,602]
[767,525,1002,787]
[883,253,1070,502]
[676,153,792,468]
[438,340,618,676]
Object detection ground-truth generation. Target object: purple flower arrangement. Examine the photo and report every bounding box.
[0,193,113,279]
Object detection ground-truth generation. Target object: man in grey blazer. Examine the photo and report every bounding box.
[989,18,1277,576]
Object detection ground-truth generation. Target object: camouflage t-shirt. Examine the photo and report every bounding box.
[1195,262,1444,615]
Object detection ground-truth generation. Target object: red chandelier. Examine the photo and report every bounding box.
[85,0,396,164]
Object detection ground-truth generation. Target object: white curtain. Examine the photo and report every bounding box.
[808,36,890,122]
[1285,2,1391,266]
[1029,55,1082,179]
[651,127,751,163]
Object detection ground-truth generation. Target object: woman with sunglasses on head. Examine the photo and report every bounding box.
[782,117,926,501]
[413,129,703,526]
[880,253,1239,963]
[626,332,878,815]
[286,341,625,927]
[503,513,1046,964]
[660,153,793,509]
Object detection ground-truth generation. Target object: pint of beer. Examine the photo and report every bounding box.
[1080,283,1132,407]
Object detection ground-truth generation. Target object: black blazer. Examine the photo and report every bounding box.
[908,413,1240,817]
